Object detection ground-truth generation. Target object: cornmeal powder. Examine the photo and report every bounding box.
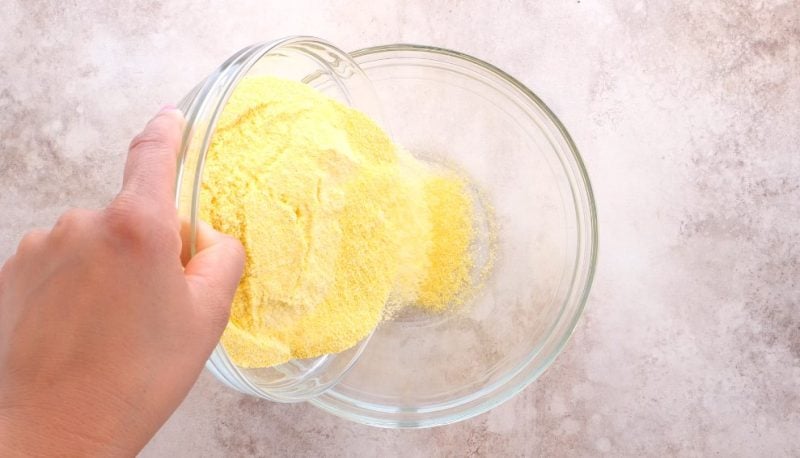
[201,76,476,368]
[416,172,474,311]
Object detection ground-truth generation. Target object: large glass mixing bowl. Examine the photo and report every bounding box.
[309,45,597,427]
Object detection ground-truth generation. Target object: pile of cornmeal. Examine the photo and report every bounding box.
[201,76,476,368]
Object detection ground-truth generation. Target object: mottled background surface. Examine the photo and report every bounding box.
[1,1,798,456]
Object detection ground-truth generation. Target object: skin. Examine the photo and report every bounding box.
[0,108,246,456]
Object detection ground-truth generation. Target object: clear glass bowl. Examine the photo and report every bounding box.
[310,45,597,427]
[174,36,385,402]
[175,38,597,426]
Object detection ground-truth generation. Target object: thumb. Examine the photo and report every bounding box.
[184,221,246,333]
[120,107,185,210]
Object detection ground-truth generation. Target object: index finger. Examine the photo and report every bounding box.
[119,107,185,208]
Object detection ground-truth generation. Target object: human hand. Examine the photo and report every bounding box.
[0,108,245,456]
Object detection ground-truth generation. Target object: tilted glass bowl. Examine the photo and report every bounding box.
[175,37,597,426]
[175,36,383,402]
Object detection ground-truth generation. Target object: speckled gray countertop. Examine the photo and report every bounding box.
[1,1,798,456]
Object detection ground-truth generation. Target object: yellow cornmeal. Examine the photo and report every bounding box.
[416,173,474,310]
[201,76,476,368]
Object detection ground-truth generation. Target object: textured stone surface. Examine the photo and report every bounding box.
[1,1,798,456]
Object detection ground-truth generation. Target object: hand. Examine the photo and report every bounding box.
[0,108,245,456]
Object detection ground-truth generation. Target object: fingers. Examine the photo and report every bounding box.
[119,107,185,211]
[16,228,49,256]
[4,228,50,286]
[51,208,98,239]
[183,221,245,333]
[179,217,192,267]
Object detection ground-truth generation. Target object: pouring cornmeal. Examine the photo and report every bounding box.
[200,76,481,368]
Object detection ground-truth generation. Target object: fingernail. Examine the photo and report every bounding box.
[159,104,177,113]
